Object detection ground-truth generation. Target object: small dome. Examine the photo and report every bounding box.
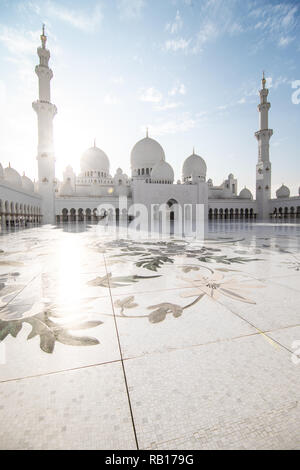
[0,163,3,179]
[239,187,253,199]
[207,178,213,186]
[151,160,174,183]
[131,136,165,170]
[4,165,21,186]
[59,178,74,197]
[80,145,110,173]
[276,184,290,199]
[182,152,207,182]
[22,174,34,192]
[228,173,234,179]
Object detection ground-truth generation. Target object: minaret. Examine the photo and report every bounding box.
[255,72,273,220]
[32,25,57,224]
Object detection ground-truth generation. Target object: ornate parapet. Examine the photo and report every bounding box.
[255,129,273,141]
[35,65,53,80]
[32,100,57,117]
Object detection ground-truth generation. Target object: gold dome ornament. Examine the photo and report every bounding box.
[40,24,47,48]
[262,71,266,89]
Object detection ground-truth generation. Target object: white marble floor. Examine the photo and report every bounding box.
[0,221,300,449]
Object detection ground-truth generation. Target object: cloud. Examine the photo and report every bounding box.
[146,112,197,136]
[156,101,182,111]
[139,87,162,103]
[117,0,146,20]
[250,3,298,32]
[0,26,42,89]
[22,1,103,32]
[165,10,183,34]
[0,26,39,55]
[278,36,295,47]
[268,76,290,89]
[192,22,219,54]
[112,76,124,84]
[164,1,244,55]
[104,94,120,105]
[165,1,298,55]
[0,80,6,107]
[250,2,299,49]
[165,38,191,52]
[169,83,186,96]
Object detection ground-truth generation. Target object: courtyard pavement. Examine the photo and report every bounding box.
[0,221,299,449]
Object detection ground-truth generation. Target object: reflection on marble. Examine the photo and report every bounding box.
[0,221,300,449]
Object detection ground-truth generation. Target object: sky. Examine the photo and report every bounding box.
[0,0,299,197]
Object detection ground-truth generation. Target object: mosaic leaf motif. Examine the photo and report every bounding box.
[0,311,103,354]
[0,320,22,340]
[114,297,138,315]
[94,238,263,271]
[136,256,174,271]
[196,255,261,265]
[148,303,183,323]
[87,273,161,288]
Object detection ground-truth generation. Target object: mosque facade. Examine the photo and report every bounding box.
[0,28,299,227]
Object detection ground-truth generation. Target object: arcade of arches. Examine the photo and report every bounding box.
[0,199,41,226]
[271,206,300,218]
[55,204,300,223]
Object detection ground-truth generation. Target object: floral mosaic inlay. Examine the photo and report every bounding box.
[0,228,299,354]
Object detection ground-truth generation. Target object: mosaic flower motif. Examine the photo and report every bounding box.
[180,271,263,304]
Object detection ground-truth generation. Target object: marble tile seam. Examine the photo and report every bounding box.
[113,324,298,363]
[2,324,293,387]
[0,270,43,310]
[102,252,139,450]
[216,299,296,355]
[0,357,123,385]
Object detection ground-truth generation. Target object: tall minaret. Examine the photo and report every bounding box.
[255,72,273,220]
[32,25,57,224]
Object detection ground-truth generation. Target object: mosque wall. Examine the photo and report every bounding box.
[0,181,42,224]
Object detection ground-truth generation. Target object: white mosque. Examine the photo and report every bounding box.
[0,27,299,226]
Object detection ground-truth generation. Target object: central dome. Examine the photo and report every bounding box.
[131,136,165,170]
[80,146,110,173]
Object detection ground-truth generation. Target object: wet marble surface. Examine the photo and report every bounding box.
[0,221,300,449]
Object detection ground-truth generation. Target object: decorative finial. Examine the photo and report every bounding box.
[8,162,11,168]
[193,146,195,155]
[41,23,47,48]
[262,70,266,89]
[146,127,149,138]
[94,138,96,148]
